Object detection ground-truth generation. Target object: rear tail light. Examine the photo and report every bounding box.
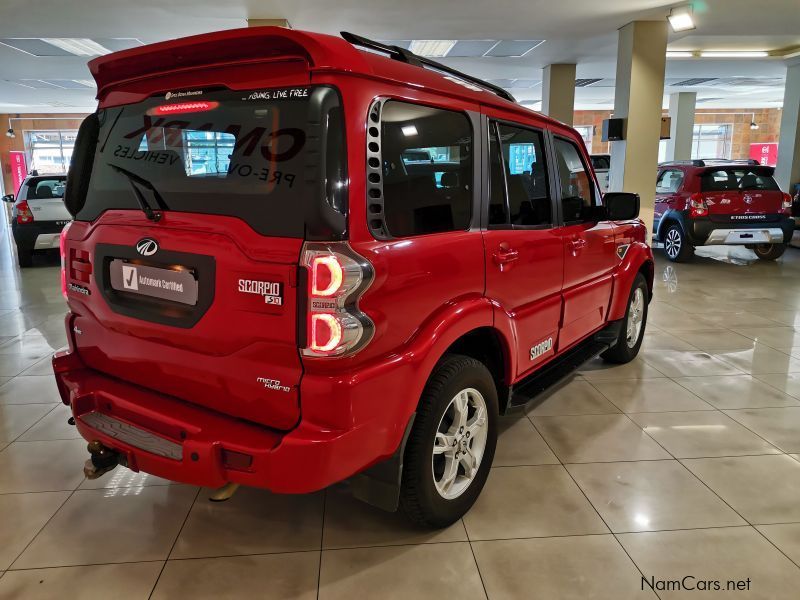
[782,192,793,215]
[689,193,708,218]
[15,201,34,224]
[59,224,71,300]
[301,242,374,358]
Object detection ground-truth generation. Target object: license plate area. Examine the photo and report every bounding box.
[725,230,770,243]
[95,243,215,329]
[109,259,199,306]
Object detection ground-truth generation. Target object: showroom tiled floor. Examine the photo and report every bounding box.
[3,219,800,598]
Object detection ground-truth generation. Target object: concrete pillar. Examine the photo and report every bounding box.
[665,92,696,161]
[247,19,291,28]
[541,64,576,126]
[608,21,668,235]
[775,59,800,192]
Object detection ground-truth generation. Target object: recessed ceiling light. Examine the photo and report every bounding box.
[484,40,544,57]
[666,51,694,58]
[668,8,695,32]
[42,38,112,56]
[700,51,769,58]
[408,40,456,57]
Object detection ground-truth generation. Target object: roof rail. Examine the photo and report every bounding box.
[340,31,517,103]
[659,160,706,167]
[699,158,761,166]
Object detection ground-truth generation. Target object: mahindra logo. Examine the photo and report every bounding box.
[136,238,159,256]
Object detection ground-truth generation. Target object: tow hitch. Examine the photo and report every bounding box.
[83,440,125,480]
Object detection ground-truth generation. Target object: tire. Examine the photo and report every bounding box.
[400,354,498,528]
[17,246,33,268]
[601,273,648,364]
[753,243,786,261]
[662,223,693,262]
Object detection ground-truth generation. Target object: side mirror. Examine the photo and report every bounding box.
[605,192,640,220]
[2,194,14,203]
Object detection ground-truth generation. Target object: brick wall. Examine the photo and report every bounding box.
[573,108,783,159]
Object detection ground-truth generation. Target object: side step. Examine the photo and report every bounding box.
[506,321,622,411]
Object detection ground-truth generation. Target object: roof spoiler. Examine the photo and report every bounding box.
[88,27,367,100]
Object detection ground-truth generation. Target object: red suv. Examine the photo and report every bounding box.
[654,159,794,262]
[53,28,653,526]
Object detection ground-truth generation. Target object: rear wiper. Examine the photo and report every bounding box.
[108,163,168,222]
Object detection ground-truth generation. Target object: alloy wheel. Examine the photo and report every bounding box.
[626,287,645,348]
[665,228,681,259]
[432,388,488,500]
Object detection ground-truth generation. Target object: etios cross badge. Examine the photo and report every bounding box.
[136,238,159,256]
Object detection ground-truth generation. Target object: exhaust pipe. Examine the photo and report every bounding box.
[83,440,123,480]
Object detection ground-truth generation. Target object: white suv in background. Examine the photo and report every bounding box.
[591,154,611,193]
[3,173,71,267]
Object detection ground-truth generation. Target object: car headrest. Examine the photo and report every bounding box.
[440,171,459,188]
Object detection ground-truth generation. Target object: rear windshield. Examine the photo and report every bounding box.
[76,86,346,238]
[700,168,779,192]
[25,177,66,200]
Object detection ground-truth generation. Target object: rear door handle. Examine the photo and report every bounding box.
[493,248,519,266]
[569,238,588,252]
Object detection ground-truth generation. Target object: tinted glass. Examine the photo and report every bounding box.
[381,101,472,237]
[75,86,346,238]
[25,177,66,200]
[591,155,610,170]
[554,137,597,222]
[700,168,780,192]
[488,124,507,225]
[494,124,551,226]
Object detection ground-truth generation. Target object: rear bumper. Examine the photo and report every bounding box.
[689,217,794,246]
[52,348,379,493]
[11,220,68,250]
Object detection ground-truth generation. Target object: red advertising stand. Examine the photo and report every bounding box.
[749,142,778,167]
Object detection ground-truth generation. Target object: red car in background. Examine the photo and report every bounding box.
[654,159,794,262]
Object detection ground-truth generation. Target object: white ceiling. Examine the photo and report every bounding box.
[0,0,797,113]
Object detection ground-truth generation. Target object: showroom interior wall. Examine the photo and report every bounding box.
[0,113,87,194]
[574,108,784,158]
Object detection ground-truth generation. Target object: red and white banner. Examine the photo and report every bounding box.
[9,151,27,196]
[749,142,778,167]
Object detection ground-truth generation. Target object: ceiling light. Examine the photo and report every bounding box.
[668,7,695,32]
[401,125,418,136]
[408,40,456,57]
[6,128,15,138]
[700,51,769,58]
[666,51,694,58]
[42,38,112,56]
[750,121,759,130]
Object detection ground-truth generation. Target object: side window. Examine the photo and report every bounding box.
[489,122,552,227]
[553,137,597,223]
[380,101,473,238]
[656,169,684,194]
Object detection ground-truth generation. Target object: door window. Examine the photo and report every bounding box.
[553,137,598,223]
[488,122,552,227]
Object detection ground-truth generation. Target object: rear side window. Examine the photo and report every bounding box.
[591,156,610,170]
[553,137,597,223]
[380,101,473,237]
[25,178,66,200]
[656,169,684,193]
[700,168,780,192]
[489,122,551,227]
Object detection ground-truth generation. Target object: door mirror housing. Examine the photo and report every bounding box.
[604,192,640,220]
[2,194,14,203]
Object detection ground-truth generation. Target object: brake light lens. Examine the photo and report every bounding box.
[301,242,374,358]
[782,192,793,215]
[689,193,708,218]
[146,101,219,116]
[15,201,34,224]
[59,223,71,300]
